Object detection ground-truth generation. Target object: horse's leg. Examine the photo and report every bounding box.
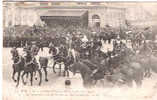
[63,70,66,77]
[30,72,33,86]
[38,70,42,86]
[63,64,67,77]
[41,47,43,52]
[147,68,151,78]
[93,80,97,85]
[26,72,29,78]
[100,79,105,87]
[12,69,16,82]
[22,71,27,85]
[53,62,56,73]
[126,78,133,87]
[134,71,143,87]
[65,65,69,77]
[67,70,69,77]
[16,71,21,87]
[34,71,38,80]
[43,67,48,82]
[66,65,69,77]
[59,64,61,76]
[144,68,151,78]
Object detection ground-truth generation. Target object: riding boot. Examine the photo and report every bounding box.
[34,71,38,80]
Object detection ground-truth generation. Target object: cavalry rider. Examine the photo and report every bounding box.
[23,41,32,53]
[113,35,122,55]
[23,41,40,70]
[11,47,21,64]
[31,42,40,69]
[49,42,55,54]
[59,43,68,58]
[23,42,32,62]
[49,42,59,58]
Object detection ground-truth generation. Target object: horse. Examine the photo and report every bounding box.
[101,46,145,87]
[52,49,74,77]
[11,49,42,87]
[70,61,106,88]
[104,56,144,87]
[48,44,74,77]
[138,54,157,78]
[23,43,49,82]
[11,52,25,87]
[118,61,144,87]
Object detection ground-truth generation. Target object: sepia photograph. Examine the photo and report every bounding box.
[2,1,157,100]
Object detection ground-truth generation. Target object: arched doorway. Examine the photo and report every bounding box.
[92,14,100,28]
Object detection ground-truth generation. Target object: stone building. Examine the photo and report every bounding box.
[3,2,126,28]
[3,2,157,29]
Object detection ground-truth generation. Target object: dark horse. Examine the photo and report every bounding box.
[70,61,105,88]
[11,50,42,87]
[52,52,74,77]
[49,45,74,77]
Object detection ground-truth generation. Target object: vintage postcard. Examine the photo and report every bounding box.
[2,1,157,100]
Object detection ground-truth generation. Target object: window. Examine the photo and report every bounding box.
[92,15,100,20]
[92,14,100,28]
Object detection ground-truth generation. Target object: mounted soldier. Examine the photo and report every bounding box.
[11,47,19,63]
[31,42,40,69]
[23,41,31,53]
[49,42,56,55]
[113,35,121,55]
[59,44,68,58]
[23,41,32,60]
[23,41,39,72]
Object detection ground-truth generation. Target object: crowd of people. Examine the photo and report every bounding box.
[9,23,157,87]
[8,24,154,64]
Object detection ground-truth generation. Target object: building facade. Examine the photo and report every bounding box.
[3,2,126,28]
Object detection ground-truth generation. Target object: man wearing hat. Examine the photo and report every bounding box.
[11,47,19,62]
[31,41,40,69]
